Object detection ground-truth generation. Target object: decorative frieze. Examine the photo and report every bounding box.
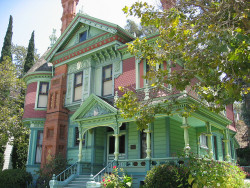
[83,103,112,118]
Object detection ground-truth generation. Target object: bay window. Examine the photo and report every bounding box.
[102,65,112,96]
[74,72,83,101]
[38,82,49,108]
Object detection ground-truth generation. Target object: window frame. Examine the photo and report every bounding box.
[35,130,43,164]
[37,82,49,109]
[200,134,208,149]
[73,72,83,102]
[79,31,88,43]
[102,64,113,96]
[74,127,86,147]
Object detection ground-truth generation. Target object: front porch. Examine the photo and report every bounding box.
[50,93,237,187]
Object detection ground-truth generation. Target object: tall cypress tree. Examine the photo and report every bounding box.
[0,15,13,62]
[23,31,35,74]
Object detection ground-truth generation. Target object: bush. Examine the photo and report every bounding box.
[237,147,250,166]
[0,169,32,188]
[101,166,132,188]
[187,156,246,188]
[143,155,246,188]
[36,154,68,188]
[144,163,190,188]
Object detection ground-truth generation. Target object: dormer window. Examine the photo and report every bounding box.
[79,31,87,42]
[74,72,83,101]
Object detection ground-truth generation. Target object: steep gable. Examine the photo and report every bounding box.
[71,94,117,122]
[45,13,135,64]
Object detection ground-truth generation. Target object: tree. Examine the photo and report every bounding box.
[125,19,158,38]
[12,44,39,77]
[23,31,35,74]
[118,0,249,129]
[0,15,13,62]
[0,57,26,145]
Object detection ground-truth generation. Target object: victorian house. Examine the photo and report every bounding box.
[23,0,239,187]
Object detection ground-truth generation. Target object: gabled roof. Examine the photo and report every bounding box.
[45,13,135,62]
[71,94,117,123]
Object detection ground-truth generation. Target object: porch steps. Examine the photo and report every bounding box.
[64,175,93,188]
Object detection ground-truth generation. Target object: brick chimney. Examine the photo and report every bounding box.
[61,0,79,34]
[160,0,176,10]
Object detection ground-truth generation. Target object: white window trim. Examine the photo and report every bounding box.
[34,81,50,110]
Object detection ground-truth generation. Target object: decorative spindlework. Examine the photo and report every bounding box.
[68,58,92,74]
[83,103,112,118]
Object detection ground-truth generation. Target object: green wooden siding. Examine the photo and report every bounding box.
[94,127,106,164]
[127,122,139,159]
[169,118,197,156]
[170,119,185,156]
[153,118,167,158]
[64,26,105,49]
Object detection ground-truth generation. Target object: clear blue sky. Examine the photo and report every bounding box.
[0,0,159,55]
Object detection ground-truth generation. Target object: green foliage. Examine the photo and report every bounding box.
[0,15,13,62]
[23,31,35,74]
[186,155,246,188]
[0,169,32,188]
[237,147,250,166]
[144,163,189,188]
[101,166,132,188]
[143,155,246,188]
[120,0,250,127]
[12,134,29,169]
[36,154,68,188]
[11,44,39,77]
[241,96,250,127]
[0,56,27,145]
[125,19,158,38]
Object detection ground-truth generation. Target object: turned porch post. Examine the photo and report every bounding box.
[113,126,120,162]
[181,117,191,155]
[144,126,152,159]
[114,134,120,161]
[223,129,231,161]
[206,122,213,159]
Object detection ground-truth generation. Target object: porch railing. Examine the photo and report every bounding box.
[92,160,115,183]
[53,161,78,181]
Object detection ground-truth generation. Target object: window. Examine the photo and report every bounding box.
[38,82,49,108]
[213,135,218,160]
[75,127,86,146]
[200,134,207,148]
[102,65,112,96]
[74,72,83,101]
[35,130,43,163]
[79,31,87,42]
[108,134,125,154]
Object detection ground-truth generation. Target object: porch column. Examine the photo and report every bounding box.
[197,135,201,157]
[223,129,231,161]
[78,127,85,162]
[113,133,119,161]
[206,122,213,159]
[181,117,191,156]
[144,127,151,159]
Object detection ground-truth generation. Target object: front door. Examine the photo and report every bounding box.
[107,134,126,164]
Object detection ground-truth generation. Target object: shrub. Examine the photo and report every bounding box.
[36,154,68,188]
[144,163,190,188]
[143,155,246,188]
[101,166,132,188]
[0,169,32,188]
[187,156,246,188]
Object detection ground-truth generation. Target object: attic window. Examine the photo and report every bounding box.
[79,31,87,42]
